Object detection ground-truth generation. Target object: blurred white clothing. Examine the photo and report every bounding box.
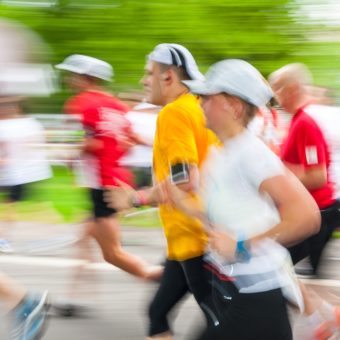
[202,130,303,310]
[0,117,51,186]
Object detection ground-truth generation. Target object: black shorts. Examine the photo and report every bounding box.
[197,267,292,340]
[89,188,117,218]
[0,184,25,202]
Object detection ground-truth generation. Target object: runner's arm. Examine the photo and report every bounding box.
[284,161,327,190]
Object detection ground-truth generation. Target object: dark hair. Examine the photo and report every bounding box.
[243,101,258,126]
[158,63,190,81]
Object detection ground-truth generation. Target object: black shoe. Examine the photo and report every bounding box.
[52,302,86,317]
[295,266,316,278]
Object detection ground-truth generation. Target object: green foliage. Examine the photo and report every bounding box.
[0,165,160,226]
[1,0,340,112]
[26,166,91,222]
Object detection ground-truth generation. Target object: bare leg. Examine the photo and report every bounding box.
[0,272,26,310]
[91,216,162,280]
[0,201,17,244]
[64,219,98,301]
[299,281,320,315]
[146,333,172,340]
[293,281,340,339]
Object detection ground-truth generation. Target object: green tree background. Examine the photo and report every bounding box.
[1,0,340,112]
[1,0,340,223]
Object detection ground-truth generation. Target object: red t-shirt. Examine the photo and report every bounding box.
[65,90,134,187]
[280,107,335,208]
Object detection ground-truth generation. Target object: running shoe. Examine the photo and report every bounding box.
[295,266,316,279]
[53,301,81,317]
[10,290,50,340]
[314,306,340,340]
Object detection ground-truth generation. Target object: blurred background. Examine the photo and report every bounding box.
[1,0,340,112]
[1,0,340,225]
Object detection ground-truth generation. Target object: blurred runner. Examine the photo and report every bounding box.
[0,18,53,252]
[248,101,282,154]
[107,43,220,340]
[165,59,320,340]
[0,17,55,340]
[0,272,49,340]
[55,54,162,315]
[0,102,51,252]
[269,63,340,278]
[304,104,340,199]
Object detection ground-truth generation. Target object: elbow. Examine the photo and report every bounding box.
[303,209,321,238]
[300,191,322,237]
[309,197,322,236]
[293,209,321,245]
[311,210,321,235]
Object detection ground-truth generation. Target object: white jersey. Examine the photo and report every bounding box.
[304,104,340,196]
[202,130,303,309]
[0,117,51,186]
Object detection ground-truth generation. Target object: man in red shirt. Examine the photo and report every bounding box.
[56,55,162,289]
[269,63,340,276]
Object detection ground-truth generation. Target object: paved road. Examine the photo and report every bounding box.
[0,222,203,340]
[0,222,340,339]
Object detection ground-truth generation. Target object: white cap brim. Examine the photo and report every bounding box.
[55,63,82,73]
[182,79,219,95]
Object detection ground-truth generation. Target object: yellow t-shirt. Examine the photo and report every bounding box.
[153,92,219,260]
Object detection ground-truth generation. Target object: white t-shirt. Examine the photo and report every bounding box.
[0,117,51,186]
[202,129,284,239]
[202,130,303,309]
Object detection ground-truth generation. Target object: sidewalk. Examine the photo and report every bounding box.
[2,220,340,280]
[0,221,166,257]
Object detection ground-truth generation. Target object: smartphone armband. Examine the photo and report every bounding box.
[170,162,190,185]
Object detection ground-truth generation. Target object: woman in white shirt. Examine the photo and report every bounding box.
[165,59,321,340]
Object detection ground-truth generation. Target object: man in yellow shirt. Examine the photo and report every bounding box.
[109,43,219,340]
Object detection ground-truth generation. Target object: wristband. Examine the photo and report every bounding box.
[131,190,147,207]
[235,240,251,263]
[137,190,148,206]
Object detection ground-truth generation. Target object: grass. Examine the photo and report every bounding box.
[120,207,161,228]
[0,166,161,228]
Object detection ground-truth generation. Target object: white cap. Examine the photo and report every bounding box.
[55,54,113,81]
[183,59,273,108]
[148,43,204,81]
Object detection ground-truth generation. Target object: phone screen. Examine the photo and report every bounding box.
[170,163,189,184]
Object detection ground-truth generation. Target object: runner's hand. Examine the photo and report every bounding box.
[104,179,134,211]
[162,179,207,222]
[162,179,192,211]
[207,228,237,262]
